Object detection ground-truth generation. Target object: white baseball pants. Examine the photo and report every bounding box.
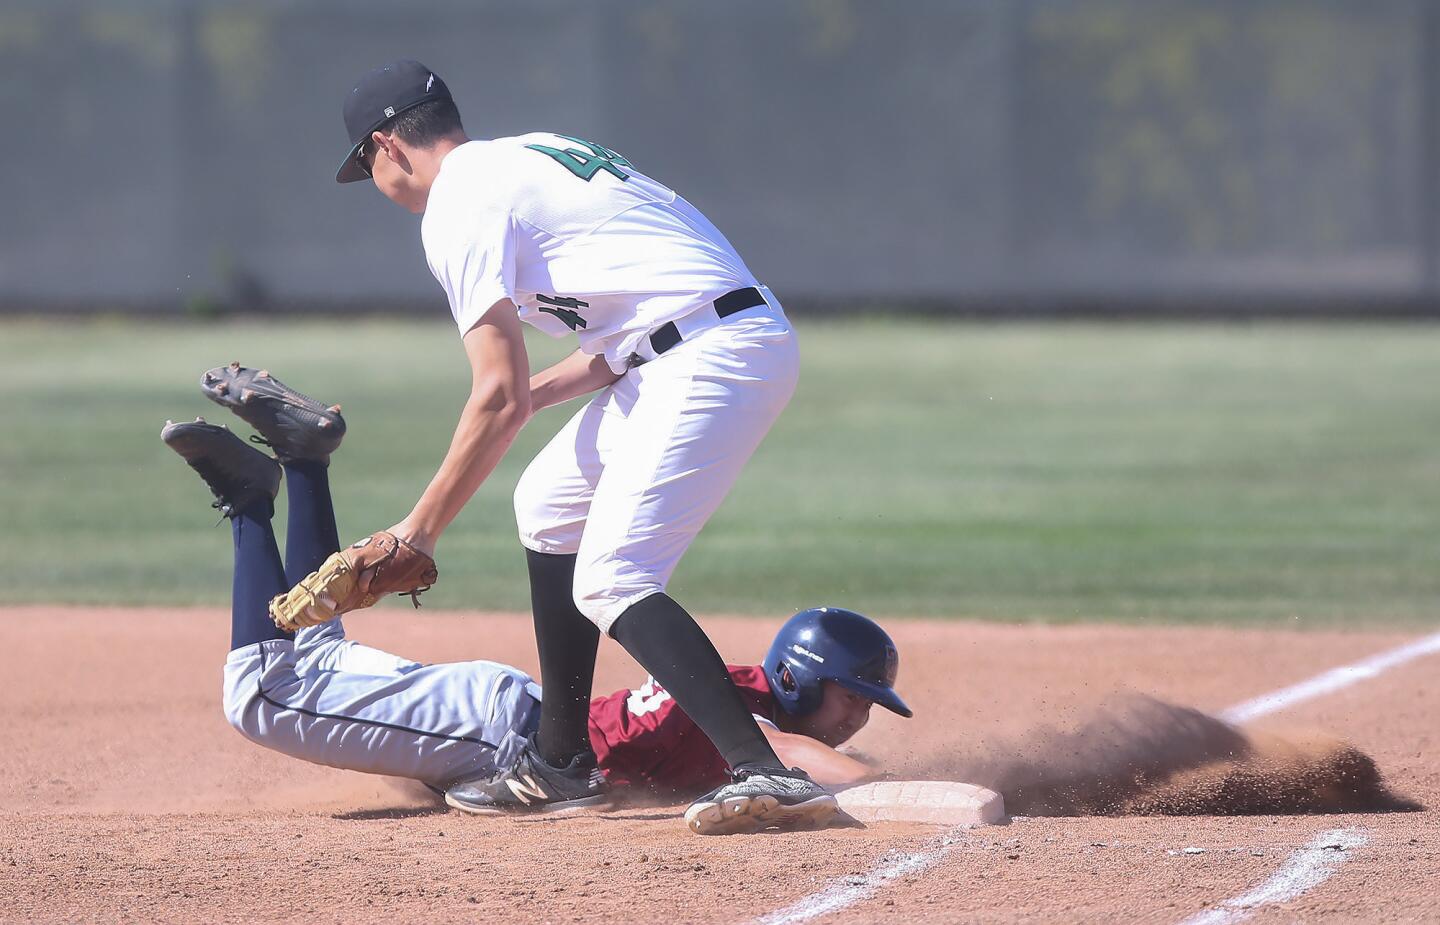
[514,294,800,632]
[222,618,541,787]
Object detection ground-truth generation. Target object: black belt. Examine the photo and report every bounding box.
[647,287,766,357]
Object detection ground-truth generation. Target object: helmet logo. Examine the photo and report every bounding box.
[790,643,826,664]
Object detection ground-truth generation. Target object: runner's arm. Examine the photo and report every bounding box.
[530,349,624,413]
[388,299,531,554]
[758,725,878,788]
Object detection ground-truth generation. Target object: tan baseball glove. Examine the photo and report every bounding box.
[269,531,438,632]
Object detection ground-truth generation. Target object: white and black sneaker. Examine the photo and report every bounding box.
[445,736,608,816]
[684,766,845,835]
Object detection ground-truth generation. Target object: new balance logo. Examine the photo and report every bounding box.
[506,774,550,805]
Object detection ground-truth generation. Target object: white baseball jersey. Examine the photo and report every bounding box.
[421,133,760,372]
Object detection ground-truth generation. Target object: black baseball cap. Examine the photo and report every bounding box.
[336,59,452,183]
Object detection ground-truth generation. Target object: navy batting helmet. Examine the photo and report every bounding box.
[764,607,912,718]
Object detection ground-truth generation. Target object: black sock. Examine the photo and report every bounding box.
[526,550,601,766]
[230,498,294,650]
[610,593,780,772]
[281,460,342,585]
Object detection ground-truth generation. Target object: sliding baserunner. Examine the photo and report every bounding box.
[161,369,911,831]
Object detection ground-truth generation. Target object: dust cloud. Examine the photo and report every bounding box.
[908,694,1420,816]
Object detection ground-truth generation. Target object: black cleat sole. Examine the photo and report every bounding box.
[200,363,345,465]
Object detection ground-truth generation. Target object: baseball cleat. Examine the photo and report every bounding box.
[684,766,846,836]
[199,362,346,465]
[444,736,608,816]
[161,418,281,519]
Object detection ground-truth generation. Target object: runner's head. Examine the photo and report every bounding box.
[764,607,912,746]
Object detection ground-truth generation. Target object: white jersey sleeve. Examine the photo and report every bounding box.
[424,206,518,336]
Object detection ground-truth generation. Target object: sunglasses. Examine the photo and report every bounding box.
[355,139,376,179]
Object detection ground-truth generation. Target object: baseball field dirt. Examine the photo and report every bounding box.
[4,608,1436,923]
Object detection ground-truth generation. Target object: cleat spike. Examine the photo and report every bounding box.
[196,366,343,466]
[195,416,206,423]
[203,371,217,383]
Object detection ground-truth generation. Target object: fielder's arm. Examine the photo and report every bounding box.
[388,300,531,555]
[758,725,878,788]
[529,349,623,413]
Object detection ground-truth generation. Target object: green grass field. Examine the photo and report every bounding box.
[2,318,1437,626]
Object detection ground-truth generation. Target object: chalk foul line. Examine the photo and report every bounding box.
[1176,828,1368,925]
[755,835,955,925]
[1221,629,1440,724]
[748,628,1440,925]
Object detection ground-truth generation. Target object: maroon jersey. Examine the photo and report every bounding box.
[588,665,777,796]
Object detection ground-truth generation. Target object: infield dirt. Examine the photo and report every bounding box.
[3,609,1436,923]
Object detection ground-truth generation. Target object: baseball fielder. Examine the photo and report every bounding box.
[159,380,912,828]
[328,59,825,833]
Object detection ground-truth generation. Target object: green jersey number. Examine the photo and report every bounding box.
[525,134,632,182]
[536,294,589,330]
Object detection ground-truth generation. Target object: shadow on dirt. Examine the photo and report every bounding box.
[912,694,1422,817]
[332,805,451,821]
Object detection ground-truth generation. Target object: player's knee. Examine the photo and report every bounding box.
[512,464,545,533]
[221,688,242,728]
[573,555,641,628]
[513,465,579,554]
[221,652,276,743]
[570,565,609,629]
[571,560,661,635]
[221,684,257,738]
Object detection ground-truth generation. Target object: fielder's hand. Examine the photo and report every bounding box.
[269,530,439,632]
